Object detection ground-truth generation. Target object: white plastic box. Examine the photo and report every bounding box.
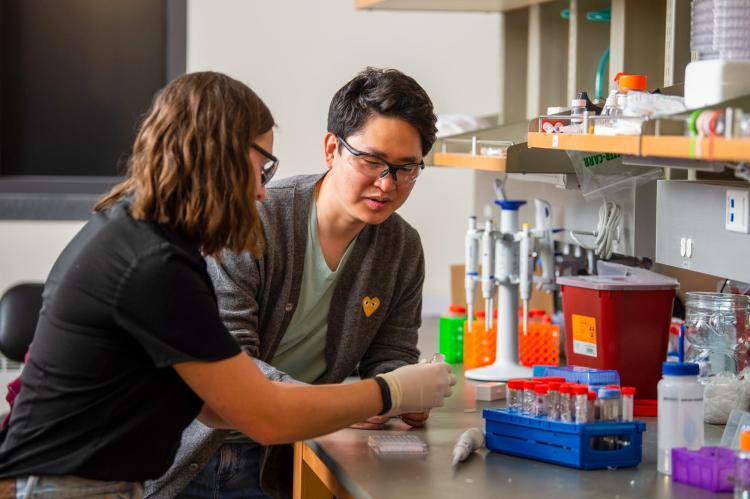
[684,60,750,109]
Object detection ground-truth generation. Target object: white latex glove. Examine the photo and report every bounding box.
[377,362,456,416]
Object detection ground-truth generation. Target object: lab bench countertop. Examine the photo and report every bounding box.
[298,321,727,499]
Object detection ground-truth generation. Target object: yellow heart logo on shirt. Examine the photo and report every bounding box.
[362,296,380,317]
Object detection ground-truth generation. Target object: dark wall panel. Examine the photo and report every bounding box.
[1,0,167,176]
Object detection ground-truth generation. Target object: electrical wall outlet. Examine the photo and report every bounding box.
[726,189,750,233]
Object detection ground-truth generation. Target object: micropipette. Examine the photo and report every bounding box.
[481,219,495,331]
[465,217,480,333]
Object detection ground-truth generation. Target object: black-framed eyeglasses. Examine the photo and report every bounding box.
[252,143,279,185]
[337,136,424,184]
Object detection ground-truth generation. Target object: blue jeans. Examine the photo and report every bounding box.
[15,476,143,498]
[177,443,270,499]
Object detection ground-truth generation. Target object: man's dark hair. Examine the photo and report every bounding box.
[327,67,437,156]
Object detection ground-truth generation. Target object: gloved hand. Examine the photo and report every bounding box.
[377,362,456,416]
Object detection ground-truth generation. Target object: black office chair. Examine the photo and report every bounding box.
[0,283,44,362]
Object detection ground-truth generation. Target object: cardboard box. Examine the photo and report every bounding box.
[450,264,554,315]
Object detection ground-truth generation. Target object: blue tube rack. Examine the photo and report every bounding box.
[483,408,647,470]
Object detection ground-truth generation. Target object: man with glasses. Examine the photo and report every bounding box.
[147,68,437,499]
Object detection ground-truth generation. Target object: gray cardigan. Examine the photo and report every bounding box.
[145,173,424,498]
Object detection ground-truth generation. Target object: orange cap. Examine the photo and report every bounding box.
[617,74,647,92]
[741,430,750,451]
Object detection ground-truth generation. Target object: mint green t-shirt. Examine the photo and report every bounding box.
[270,194,355,383]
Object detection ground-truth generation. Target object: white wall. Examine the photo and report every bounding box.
[0,221,85,296]
[187,0,501,314]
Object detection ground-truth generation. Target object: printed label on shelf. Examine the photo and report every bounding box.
[572,314,597,357]
[552,135,559,148]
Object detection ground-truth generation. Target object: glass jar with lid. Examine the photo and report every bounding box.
[684,292,750,376]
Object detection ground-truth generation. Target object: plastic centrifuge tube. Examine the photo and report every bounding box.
[559,383,574,422]
[621,386,635,422]
[573,385,589,423]
[430,353,446,364]
[533,384,549,417]
[598,388,622,421]
[547,382,562,420]
[506,379,525,412]
[587,391,597,422]
[522,380,539,415]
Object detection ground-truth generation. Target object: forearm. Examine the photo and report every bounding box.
[176,354,383,445]
[252,380,383,443]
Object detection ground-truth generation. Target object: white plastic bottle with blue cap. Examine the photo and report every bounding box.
[657,325,704,475]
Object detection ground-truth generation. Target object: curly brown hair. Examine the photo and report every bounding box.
[95,71,273,257]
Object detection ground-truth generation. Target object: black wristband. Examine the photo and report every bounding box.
[373,376,392,416]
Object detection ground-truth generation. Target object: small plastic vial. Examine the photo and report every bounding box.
[547,382,562,420]
[573,385,588,423]
[587,391,597,422]
[735,430,750,499]
[522,380,540,415]
[598,388,622,421]
[621,386,636,422]
[533,383,549,418]
[559,383,574,422]
[506,379,525,412]
[570,98,587,124]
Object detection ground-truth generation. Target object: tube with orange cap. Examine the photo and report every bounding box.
[736,429,750,496]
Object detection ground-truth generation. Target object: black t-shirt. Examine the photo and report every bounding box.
[0,201,241,481]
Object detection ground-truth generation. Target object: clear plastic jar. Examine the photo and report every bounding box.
[657,362,704,475]
[685,292,750,376]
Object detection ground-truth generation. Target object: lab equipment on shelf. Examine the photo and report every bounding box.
[685,60,750,108]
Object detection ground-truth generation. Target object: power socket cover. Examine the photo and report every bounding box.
[726,189,750,233]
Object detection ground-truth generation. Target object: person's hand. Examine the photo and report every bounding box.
[400,411,430,428]
[377,362,456,416]
[349,415,389,430]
